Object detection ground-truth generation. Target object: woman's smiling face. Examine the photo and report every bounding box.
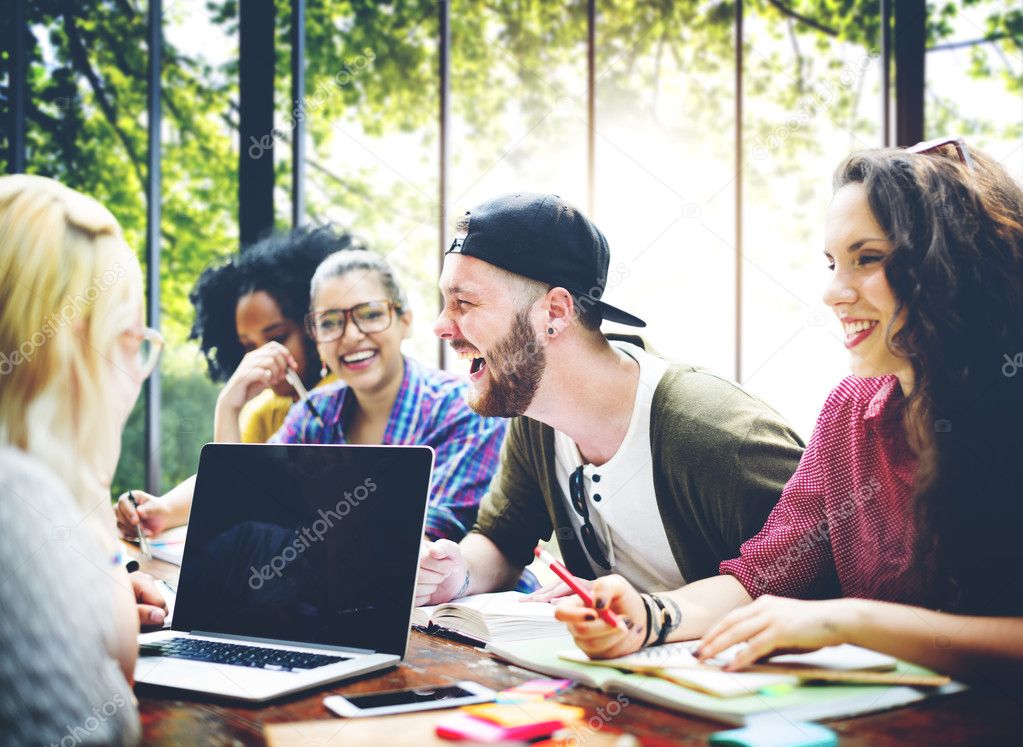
[823,182,912,389]
[311,270,411,396]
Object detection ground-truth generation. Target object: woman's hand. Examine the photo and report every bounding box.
[216,341,298,413]
[214,342,299,442]
[697,595,860,670]
[115,490,169,539]
[553,574,648,659]
[131,571,168,629]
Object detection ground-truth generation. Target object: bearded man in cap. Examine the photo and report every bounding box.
[416,193,804,618]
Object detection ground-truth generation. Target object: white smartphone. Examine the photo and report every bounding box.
[323,681,496,718]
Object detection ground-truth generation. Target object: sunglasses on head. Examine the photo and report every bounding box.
[906,136,974,170]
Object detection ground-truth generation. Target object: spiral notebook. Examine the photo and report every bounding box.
[489,636,964,725]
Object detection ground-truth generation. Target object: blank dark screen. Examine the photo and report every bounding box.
[172,444,433,657]
[343,685,477,709]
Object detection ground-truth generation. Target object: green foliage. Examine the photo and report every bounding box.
[5,0,1020,495]
[112,348,220,499]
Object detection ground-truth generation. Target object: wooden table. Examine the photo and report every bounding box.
[133,552,1023,746]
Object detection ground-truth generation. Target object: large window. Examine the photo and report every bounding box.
[4,1,1021,490]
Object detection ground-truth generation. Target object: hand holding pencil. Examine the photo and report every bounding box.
[538,548,651,659]
[115,490,170,543]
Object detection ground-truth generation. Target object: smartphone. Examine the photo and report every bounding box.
[324,681,496,718]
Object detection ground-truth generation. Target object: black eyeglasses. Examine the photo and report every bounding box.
[569,465,611,570]
[907,136,974,170]
[304,300,397,343]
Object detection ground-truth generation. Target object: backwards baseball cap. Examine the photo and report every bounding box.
[447,192,645,328]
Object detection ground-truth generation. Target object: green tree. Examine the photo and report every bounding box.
[3,0,1019,493]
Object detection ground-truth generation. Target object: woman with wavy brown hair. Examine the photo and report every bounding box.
[553,139,1023,683]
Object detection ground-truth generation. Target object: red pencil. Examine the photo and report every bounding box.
[534,547,627,631]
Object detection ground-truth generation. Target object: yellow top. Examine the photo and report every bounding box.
[238,373,336,443]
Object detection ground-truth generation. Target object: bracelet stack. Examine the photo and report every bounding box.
[639,593,682,647]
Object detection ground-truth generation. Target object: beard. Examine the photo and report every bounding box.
[467,309,546,418]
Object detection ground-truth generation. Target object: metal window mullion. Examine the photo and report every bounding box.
[894,0,925,146]
[291,0,305,227]
[144,0,163,494]
[881,0,892,146]
[437,0,450,370]
[734,0,744,384]
[8,0,28,173]
[587,0,595,218]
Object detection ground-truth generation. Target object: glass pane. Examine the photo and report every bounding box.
[594,3,737,379]
[925,0,1023,182]
[302,3,439,364]
[147,1,238,494]
[741,5,883,438]
[447,1,588,370]
[18,2,153,494]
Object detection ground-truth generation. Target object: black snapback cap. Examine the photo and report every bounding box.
[447,192,645,328]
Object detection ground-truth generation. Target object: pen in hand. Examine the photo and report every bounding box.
[285,368,324,426]
[533,547,627,632]
[128,490,152,559]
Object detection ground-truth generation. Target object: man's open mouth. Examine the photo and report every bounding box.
[455,348,488,381]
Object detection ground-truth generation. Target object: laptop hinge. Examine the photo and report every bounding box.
[188,631,377,656]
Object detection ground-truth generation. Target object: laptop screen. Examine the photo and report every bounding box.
[172,444,433,657]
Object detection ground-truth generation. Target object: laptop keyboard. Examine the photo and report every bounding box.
[142,638,350,672]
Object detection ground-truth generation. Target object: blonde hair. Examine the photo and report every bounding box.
[0,175,142,548]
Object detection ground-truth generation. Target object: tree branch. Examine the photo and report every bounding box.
[765,0,838,37]
[928,34,1013,52]
[60,5,146,189]
[785,16,806,92]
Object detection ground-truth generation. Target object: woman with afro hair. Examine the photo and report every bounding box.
[116,226,353,534]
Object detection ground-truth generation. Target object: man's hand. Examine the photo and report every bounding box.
[131,571,168,629]
[553,574,648,659]
[116,490,169,539]
[415,539,470,606]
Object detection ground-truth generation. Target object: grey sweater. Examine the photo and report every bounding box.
[0,447,140,747]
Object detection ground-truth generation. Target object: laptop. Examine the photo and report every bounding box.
[135,443,434,702]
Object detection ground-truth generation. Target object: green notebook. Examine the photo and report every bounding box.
[488,636,965,726]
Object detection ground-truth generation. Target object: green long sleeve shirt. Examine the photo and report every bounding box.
[472,362,806,585]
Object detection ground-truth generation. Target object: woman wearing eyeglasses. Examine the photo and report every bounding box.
[553,140,1023,682]
[270,250,509,545]
[0,175,165,743]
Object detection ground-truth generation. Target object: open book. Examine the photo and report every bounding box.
[489,636,964,725]
[412,591,566,645]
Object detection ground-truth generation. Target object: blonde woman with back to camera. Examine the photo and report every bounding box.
[0,175,168,745]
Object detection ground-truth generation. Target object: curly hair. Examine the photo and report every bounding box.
[834,146,1023,614]
[189,226,362,381]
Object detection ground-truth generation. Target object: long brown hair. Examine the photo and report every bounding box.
[834,146,1023,614]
